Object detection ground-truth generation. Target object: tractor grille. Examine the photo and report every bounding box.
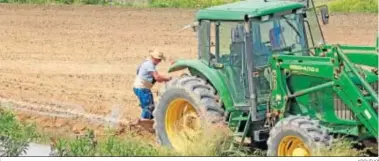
[334,82,378,120]
[334,95,356,120]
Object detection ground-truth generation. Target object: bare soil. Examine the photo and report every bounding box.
[0,4,377,137]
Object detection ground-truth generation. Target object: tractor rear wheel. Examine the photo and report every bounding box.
[267,115,332,156]
[153,75,225,151]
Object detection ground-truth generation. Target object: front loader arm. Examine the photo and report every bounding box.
[320,44,378,68]
[270,45,378,137]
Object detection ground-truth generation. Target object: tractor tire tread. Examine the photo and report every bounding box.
[267,116,333,156]
[153,75,225,148]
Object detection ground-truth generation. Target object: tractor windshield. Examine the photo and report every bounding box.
[267,0,326,47]
[251,13,308,67]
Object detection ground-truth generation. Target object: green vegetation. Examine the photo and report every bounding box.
[50,124,253,156]
[328,0,378,13]
[0,107,251,156]
[0,108,373,156]
[0,109,39,156]
[316,137,369,156]
[50,130,175,156]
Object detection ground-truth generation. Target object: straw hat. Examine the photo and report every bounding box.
[149,49,166,61]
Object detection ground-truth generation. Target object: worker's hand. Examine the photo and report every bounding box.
[168,58,176,65]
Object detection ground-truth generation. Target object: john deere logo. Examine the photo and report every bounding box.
[289,65,320,73]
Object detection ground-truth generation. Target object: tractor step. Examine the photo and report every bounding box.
[231,116,249,121]
[226,111,252,152]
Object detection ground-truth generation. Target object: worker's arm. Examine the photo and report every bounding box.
[151,71,172,82]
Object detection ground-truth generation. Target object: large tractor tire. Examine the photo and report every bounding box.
[153,75,225,151]
[267,115,332,156]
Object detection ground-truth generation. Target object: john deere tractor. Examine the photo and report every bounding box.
[153,0,378,156]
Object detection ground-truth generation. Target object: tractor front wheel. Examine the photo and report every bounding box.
[153,76,225,152]
[267,115,332,156]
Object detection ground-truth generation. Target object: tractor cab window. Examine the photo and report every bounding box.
[198,20,236,63]
[219,21,245,67]
[198,20,250,105]
[218,21,250,104]
[252,13,307,67]
[198,20,211,61]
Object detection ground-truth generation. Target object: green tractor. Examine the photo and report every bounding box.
[152,0,378,156]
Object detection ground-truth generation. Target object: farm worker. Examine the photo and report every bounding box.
[133,49,172,122]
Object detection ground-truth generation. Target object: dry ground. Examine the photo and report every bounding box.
[0,4,377,137]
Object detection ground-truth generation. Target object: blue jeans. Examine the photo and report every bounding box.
[133,88,154,119]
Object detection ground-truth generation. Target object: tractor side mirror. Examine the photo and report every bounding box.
[320,5,329,25]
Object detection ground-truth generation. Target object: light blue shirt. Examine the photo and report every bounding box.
[137,60,156,83]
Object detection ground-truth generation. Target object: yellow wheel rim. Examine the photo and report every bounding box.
[278,135,311,156]
[165,98,201,151]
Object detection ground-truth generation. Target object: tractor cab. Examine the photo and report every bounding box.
[194,0,329,119]
[196,0,329,65]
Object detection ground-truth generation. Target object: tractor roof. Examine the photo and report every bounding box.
[196,0,306,21]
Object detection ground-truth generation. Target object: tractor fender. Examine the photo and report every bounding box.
[168,59,234,110]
